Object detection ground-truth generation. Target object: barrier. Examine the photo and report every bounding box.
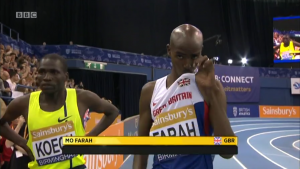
[31,44,172,69]
[0,32,34,55]
[123,115,139,160]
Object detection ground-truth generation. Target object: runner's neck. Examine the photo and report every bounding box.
[167,70,182,89]
[40,89,66,104]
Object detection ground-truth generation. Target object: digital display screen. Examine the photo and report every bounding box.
[273,16,300,63]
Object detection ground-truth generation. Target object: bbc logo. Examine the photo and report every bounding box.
[16,12,37,18]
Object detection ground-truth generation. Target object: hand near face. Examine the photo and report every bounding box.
[184,55,217,103]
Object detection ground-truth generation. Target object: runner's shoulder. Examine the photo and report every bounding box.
[75,88,92,100]
[75,88,99,104]
[141,81,156,96]
[8,93,30,110]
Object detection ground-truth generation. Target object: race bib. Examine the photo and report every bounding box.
[31,121,77,166]
[150,105,200,136]
[282,52,293,60]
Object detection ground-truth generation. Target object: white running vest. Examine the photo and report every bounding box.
[149,73,206,137]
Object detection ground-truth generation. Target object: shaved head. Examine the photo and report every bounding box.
[170,24,203,48]
[167,24,203,76]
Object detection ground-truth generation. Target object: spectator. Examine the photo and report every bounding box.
[17,58,30,79]
[3,54,11,66]
[30,67,37,75]
[43,42,46,46]
[4,45,12,55]
[69,41,73,45]
[7,70,19,91]
[0,44,4,53]
[0,45,4,65]
[2,62,9,72]
[0,71,11,104]
[75,81,84,89]
[30,57,37,67]
[17,79,29,94]
[10,53,16,63]
[67,79,75,88]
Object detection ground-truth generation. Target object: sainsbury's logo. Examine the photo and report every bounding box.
[259,106,300,118]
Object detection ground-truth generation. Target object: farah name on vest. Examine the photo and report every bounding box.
[150,105,200,137]
[153,92,192,117]
[31,121,77,166]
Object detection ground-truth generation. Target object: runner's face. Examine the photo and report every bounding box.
[283,36,289,45]
[167,40,201,75]
[37,58,67,93]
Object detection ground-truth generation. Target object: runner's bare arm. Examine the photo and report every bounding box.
[0,98,6,118]
[209,80,235,159]
[292,40,300,47]
[78,90,119,136]
[0,95,33,160]
[0,99,5,140]
[5,120,24,148]
[133,81,155,169]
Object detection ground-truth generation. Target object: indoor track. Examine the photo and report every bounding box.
[121,118,300,169]
[214,118,300,169]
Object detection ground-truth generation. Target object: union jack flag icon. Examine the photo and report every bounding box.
[177,78,191,87]
[214,137,222,145]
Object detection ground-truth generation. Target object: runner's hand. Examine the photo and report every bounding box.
[19,116,25,124]
[193,55,218,103]
[19,141,35,161]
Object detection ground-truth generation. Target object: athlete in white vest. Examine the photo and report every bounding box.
[133,24,235,169]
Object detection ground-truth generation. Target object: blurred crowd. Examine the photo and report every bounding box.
[0,43,84,106]
[65,78,84,89]
[0,44,39,105]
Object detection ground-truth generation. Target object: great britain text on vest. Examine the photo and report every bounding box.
[31,121,77,166]
[153,92,192,117]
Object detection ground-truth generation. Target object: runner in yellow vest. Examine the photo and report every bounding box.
[0,54,120,169]
[274,35,300,60]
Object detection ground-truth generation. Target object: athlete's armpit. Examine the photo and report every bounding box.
[79,90,119,136]
[78,89,119,116]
